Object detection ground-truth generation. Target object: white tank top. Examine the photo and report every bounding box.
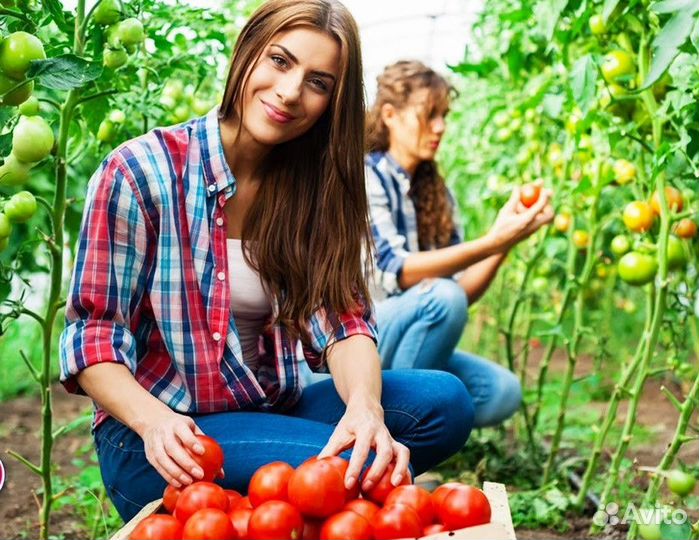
[226,239,272,371]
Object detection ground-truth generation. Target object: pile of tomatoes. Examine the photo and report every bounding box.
[129,435,491,540]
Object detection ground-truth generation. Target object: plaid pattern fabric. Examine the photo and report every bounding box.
[365,151,463,299]
[60,108,377,429]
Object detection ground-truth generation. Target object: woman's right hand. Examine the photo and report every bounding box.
[487,184,554,251]
[138,411,208,487]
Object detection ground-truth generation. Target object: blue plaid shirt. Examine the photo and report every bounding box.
[365,151,463,299]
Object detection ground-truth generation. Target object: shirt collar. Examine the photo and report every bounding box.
[200,107,237,199]
[382,151,412,190]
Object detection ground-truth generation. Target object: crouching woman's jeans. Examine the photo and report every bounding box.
[95,369,474,522]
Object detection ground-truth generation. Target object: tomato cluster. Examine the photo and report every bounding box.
[129,436,491,540]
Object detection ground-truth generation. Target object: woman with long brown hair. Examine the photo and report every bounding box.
[366,60,553,427]
[59,4,472,521]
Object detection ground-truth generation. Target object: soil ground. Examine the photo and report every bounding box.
[0,348,696,539]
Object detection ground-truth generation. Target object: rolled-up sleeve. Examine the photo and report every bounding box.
[59,153,152,394]
[366,164,409,296]
[301,293,378,372]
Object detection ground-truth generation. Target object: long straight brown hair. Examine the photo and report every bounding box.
[219,0,372,338]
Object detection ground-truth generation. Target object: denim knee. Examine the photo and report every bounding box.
[475,369,523,427]
[420,278,468,328]
[431,371,474,456]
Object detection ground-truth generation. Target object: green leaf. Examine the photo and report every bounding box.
[640,9,697,89]
[449,59,499,77]
[651,0,699,14]
[542,93,565,118]
[602,0,620,21]
[535,0,569,41]
[659,521,692,540]
[26,55,103,90]
[569,55,597,113]
[691,16,699,52]
[41,0,74,34]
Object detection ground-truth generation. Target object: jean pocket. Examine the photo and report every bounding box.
[107,483,146,522]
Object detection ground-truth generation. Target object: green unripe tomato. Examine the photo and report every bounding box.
[105,24,122,48]
[173,104,191,122]
[601,50,635,83]
[0,31,46,79]
[0,71,34,106]
[531,276,549,295]
[666,235,687,271]
[191,96,214,116]
[93,0,121,25]
[589,14,606,35]
[0,212,12,238]
[3,191,37,223]
[162,79,185,101]
[103,47,128,69]
[610,235,631,257]
[667,470,696,497]
[12,115,55,163]
[637,522,662,540]
[115,18,145,46]
[618,251,657,286]
[493,111,509,128]
[495,127,512,142]
[108,109,126,124]
[97,119,116,142]
[17,95,40,115]
[0,153,31,186]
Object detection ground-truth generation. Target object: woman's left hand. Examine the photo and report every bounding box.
[317,396,410,492]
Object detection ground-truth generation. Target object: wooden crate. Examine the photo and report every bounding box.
[111,481,516,540]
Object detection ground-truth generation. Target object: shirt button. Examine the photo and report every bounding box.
[208,184,216,193]
[212,332,222,341]
[217,271,226,281]
[216,217,224,226]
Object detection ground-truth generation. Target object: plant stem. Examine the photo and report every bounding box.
[542,186,600,485]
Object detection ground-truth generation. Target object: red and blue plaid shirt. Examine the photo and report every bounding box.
[60,108,377,429]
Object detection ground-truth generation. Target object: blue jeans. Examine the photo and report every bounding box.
[375,278,521,428]
[95,370,473,522]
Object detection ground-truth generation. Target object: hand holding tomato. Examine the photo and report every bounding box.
[317,397,410,495]
[137,411,212,488]
[488,184,554,250]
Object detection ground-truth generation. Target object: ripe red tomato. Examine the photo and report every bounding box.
[438,485,491,530]
[229,507,252,539]
[520,183,541,208]
[162,484,182,514]
[224,489,242,511]
[189,435,224,482]
[343,498,380,523]
[674,218,697,239]
[248,461,294,507]
[650,186,683,215]
[288,458,346,518]
[384,484,434,528]
[129,514,183,540]
[423,523,446,535]
[248,500,304,540]
[360,462,411,505]
[371,503,422,540]
[430,482,462,512]
[233,495,253,510]
[182,508,236,540]
[306,455,359,501]
[174,481,229,524]
[320,510,373,540]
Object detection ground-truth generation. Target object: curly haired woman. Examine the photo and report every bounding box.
[365,60,553,427]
